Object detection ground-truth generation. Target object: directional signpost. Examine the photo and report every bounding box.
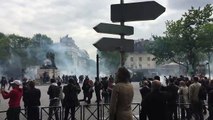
[94,1,165,67]
[94,1,165,119]
[111,1,166,22]
[94,23,134,35]
[93,37,134,52]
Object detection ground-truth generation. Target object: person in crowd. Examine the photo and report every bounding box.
[0,76,7,89]
[81,76,90,102]
[139,80,151,120]
[102,77,109,103]
[87,78,94,104]
[47,78,60,120]
[63,78,81,120]
[22,80,29,115]
[109,67,134,120]
[178,81,191,120]
[199,79,208,115]
[8,77,14,90]
[25,81,41,120]
[154,75,167,91]
[189,76,203,120]
[1,80,23,120]
[140,80,151,102]
[166,77,179,120]
[140,80,168,120]
[107,76,114,103]
[207,80,213,120]
[57,81,63,106]
[78,75,84,84]
[94,77,102,103]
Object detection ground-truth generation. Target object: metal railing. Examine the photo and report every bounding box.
[41,106,62,120]
[0,102,140,120]
[0,108,27,120]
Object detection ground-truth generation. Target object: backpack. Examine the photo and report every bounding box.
[49,85,60,98]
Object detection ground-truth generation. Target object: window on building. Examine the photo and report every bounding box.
[139,57,142,61]
[130,57,134,62]
[131,64,134,68]
[139,64,142,69]
[147,57,150,61]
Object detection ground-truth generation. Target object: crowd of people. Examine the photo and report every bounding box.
[0,73,116,120]
[1,69,213,120]
[139,75,213,120]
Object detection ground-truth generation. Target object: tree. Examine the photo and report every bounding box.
[8,34,32,67]
[30,33,53,65]
[146,4,213,75]
[0,33,11,62]
[0,33,54,77]
[98,51,123,75]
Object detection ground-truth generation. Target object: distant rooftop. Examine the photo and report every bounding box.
[134,39,151,53]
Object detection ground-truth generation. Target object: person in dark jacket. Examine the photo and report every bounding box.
[8,77,14,90]
[63,78,81,120]
[25,81,41,120]
[81,76,90,102]
[47,78,60,120]
[22,80,29,115]
[207,80,213,120]
[141,80,168,120]
[94,77,102,102]
[166,78,179,120]
[139,80,151,120]
[0,76,7,89]
[1,80,23,120]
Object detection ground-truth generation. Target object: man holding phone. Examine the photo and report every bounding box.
[1,80,23,120]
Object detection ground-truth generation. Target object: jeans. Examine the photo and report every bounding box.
[48,99,60,120]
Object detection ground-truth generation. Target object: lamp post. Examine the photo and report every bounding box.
[208,52,211,79]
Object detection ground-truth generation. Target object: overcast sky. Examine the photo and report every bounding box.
[0,0,212,60]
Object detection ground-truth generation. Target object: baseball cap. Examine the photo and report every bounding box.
[11,80,22,86]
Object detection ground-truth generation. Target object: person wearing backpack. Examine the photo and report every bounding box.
[47,78,60,120]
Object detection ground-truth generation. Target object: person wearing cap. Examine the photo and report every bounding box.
[1,80,23,120]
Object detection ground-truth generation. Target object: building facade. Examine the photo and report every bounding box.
[125,52,156,70]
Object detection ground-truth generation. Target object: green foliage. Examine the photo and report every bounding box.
[98,50,124,74]
[0,35,11,61]
[31,33,53,47]
[146,4,213,75]
[0,33,54,76]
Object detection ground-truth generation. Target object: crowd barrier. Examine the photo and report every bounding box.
[1,102,208,120]
[0,102,141,120]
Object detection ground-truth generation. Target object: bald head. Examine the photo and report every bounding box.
[152,80,161,91]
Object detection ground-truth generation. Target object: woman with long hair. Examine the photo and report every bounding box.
[109,67,134,120]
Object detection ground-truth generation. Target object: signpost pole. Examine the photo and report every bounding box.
[120,0,125,67]
[96,54,100,120]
